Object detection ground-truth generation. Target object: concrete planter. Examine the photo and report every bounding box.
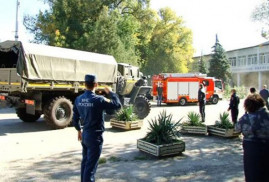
[180,125,207,135]
[110,119,143,130]
[207,125,240,138]
[137,139,185,157]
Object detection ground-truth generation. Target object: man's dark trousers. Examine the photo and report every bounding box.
[199,103,205,122]
[81,132,103,182]
[231,108,239,123]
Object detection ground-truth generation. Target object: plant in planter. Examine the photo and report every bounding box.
[110,106,143,130]
[137,110,185,157]
[207,112,240,137]
[180,111,207,135]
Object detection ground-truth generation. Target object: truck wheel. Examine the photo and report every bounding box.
[16,108,41,122]
[134,96,151,119]
[212,96,219,104]
[179,98,187,106]
[44,97,73,129]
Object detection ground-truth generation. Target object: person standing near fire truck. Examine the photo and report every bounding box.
[228,88,240,124]
[198,83,206,122]
[157,81,163,106]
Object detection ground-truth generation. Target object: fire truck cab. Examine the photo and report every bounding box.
[152,73,223,106]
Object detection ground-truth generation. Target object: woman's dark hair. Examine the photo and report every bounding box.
[244,93,265,113]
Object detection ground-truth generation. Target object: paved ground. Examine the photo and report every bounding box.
[0,99,246,182]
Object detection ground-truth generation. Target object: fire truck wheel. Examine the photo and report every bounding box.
[134,96,151,119]
[44,97,73,129]
[179,98,187,106]
[16,107,41,122]
[211,96,219,104]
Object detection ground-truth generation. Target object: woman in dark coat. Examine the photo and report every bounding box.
[235,94,269,182]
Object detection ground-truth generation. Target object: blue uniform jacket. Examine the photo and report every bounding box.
[72,90,121,133]
[198,88,206,105]
[228,93,239,110]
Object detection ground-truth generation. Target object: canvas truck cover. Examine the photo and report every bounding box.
[0,40,117,83]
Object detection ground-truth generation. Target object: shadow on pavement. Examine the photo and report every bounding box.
[3,135,245,182]
[0,117,51,136]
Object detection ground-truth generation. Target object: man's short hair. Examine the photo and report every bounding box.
[250,87,256,93]
[85,81,95,90]
[85,74,97,90]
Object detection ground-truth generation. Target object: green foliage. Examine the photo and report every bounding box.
[199,55,208,74]
[143,110,182,145]
[24,1,194,74]
[215,112,234,129]
[208,36,231,83]
[141,8,194,75]
[98,157,107,164]
[108,156,121,162]
[115,105,138,122]
[224,85,247,99]
[182,111,205,127]
[252,1,269,39]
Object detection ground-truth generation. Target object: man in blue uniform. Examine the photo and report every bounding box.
[72,74,121,182]
[198,83,206,122]
[259,85,269,110]
[227,88,240,124]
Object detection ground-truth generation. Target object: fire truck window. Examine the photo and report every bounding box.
[203,80,209,86]
[215,81,222,89]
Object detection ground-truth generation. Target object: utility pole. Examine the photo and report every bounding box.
[15,0,20,41]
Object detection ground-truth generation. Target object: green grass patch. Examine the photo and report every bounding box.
[98,157,107,164]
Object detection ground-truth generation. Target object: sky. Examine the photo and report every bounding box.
[0,0,267,56]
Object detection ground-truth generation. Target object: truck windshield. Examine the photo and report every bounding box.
[215,81,223,90]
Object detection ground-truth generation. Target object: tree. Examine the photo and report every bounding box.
[208,35,230,83]
[23,1,194,71]
[252,0,269,39]
[23,0,151,65]
[141,8,194,75]
[198,54,207,74]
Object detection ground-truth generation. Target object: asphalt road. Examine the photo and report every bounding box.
[0,99,246,182]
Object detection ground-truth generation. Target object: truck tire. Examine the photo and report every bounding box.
[179,98,187,106]
[211,96,219,104]
[16,108,41,122]
[134,96,151,119]
[44,97,73,129]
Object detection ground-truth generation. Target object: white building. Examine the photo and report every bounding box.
[192,41,269,90]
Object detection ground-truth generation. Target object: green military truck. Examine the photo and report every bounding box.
[0,41,151,129]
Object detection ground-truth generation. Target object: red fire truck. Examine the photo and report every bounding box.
[152,73,224,105]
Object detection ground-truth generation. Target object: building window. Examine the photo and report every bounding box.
[265,53,269,64]
[248,54,257,65]
[229,57,236,67]
[260,53,265,64]
[238,56,246,66]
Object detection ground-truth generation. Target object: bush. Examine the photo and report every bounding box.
[215,112,234,129]
[182,111,205,127]
[143,110,182,145]
[115,105,138,122]
[224,85,247,99]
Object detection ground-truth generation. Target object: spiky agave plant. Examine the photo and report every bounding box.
[115,105,138,122]
[184,111,205,126]
[144,110,182,145]
[215,112,234,129]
